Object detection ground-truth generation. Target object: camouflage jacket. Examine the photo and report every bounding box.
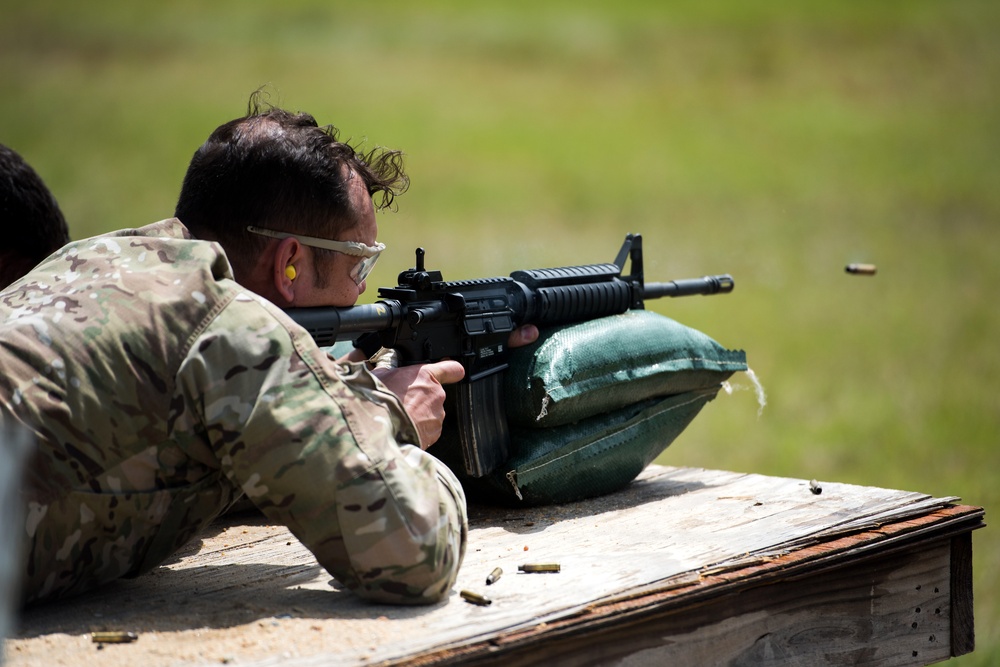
[0,218,467,606]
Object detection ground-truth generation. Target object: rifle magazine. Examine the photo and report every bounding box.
[449,371,510,478]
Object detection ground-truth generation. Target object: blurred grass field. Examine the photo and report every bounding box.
[3,0,998,663]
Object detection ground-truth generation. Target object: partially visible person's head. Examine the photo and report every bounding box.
[0,144,70,289]
[174,90,409,295]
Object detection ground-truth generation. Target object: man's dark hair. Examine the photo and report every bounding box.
[174,91,409,282]
[0,144,71,289]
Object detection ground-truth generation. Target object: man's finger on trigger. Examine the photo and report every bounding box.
[429,360,465,384]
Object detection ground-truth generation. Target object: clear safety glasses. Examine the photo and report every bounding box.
[246,225,385,285]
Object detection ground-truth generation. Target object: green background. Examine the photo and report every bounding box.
[3,1,997,663]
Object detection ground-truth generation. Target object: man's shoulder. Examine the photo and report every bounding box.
[1,217,245,360]
[62,218,236,290]
[99,217,195,241]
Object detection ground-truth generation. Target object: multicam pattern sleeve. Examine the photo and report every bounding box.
[1,218,466,606]
[176,294,468,604]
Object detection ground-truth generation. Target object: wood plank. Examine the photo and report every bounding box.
[407,506,984,667]
[4,466,981,667]
[422,539,956,667]
[950,532,975,656]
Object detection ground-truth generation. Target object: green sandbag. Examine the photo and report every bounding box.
[504,310,747,428]
[460,388,721,506]
[357,310,746,506]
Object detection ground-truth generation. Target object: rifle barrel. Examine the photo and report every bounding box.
[643,274,734,299]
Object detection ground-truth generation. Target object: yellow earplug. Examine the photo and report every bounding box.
[285,265,297,281]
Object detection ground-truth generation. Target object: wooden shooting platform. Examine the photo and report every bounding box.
[6,464,984,667]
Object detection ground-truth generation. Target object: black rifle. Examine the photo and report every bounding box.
[287,233,732,478]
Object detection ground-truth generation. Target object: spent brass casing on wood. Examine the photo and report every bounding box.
[518,563,561,573]
[91,631,138,644]
[460,590,492,606]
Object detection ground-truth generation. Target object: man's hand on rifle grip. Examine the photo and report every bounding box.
[373,360,465,449]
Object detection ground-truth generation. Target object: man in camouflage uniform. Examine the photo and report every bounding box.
[0,97,536,606]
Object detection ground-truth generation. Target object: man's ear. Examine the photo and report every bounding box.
[272,236,304,305]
